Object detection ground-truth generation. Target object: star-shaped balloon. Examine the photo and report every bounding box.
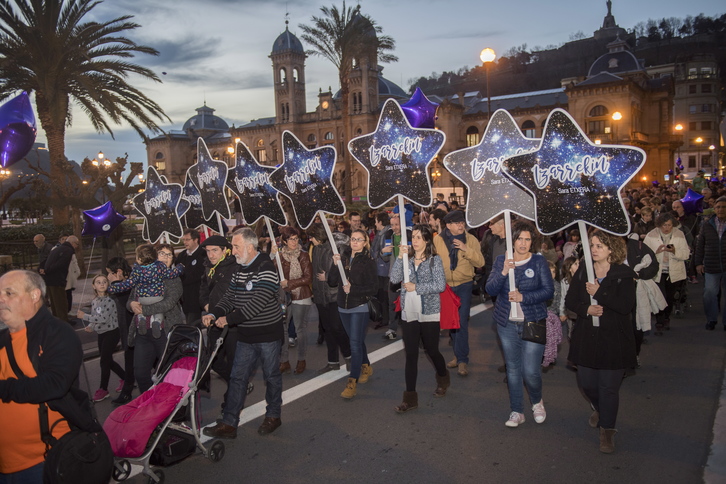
[502,108,646,235]
[269,131,345,229]
[444,109,537,227]
[82,201,126,237]
[181,174,219,232]
[349,99,446,208]
[227,141,287,226]
[680,188,704,216]
[133,166,184,243]
[400,87,439,129]
[0,92,37,168]
[187,138,231,221]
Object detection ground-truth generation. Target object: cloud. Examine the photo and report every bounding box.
[140,38,223,69]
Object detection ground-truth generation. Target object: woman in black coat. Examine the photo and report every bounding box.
[566,230,636,454]
[329,229,378,400]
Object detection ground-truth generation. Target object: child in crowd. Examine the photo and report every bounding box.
[559,256,580,340]
[78,274,126,402]
[108,244,183,340]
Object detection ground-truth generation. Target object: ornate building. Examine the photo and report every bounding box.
[145,5,722,205]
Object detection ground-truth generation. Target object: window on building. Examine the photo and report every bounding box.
[689,84,697,94]
[689,122,698,131]
[272,149,278,162]
[701,67,714,78]
[703,154,712,166]
[465,126,479,147]
[588,120,606,134]
[521,120,536,138]
[702,104,713,113]
[324,132,334,141]
[689,105,698,114]
[688,68,698,79]
[256,139,264,147]
[279,67,287,83]
[702,84,712,93]
[256,149,267,162]
[688,155,696,168]
[292,68,299,82]
[588,105,609,117]
[702,121,712,130]
[155,152,164,160]
[155,160,166,171]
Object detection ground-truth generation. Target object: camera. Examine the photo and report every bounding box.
[666,244,674,249]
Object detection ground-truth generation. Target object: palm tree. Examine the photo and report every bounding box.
[299,1,397,202]
[0,0,169,225]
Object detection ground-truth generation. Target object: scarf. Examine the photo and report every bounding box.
[281,246,303,299]
[441,228,467,271]
[207,251,229,279]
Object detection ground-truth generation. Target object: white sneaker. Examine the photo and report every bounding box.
[532,400,546,423]
[505,412,525,428]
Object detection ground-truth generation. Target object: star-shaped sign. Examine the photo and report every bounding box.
[187,138,231,221]
[502,108,646,235]
[227,141,287,226]
[133,166,184,243]
[181,174,220,232]
[444,109,537,227]
[348,99,446,208]
[268,131,345,229]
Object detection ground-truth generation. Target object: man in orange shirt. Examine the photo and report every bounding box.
[0,270,81,480]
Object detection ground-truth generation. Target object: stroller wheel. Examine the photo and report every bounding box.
[112,460,131,481]
[147,469,165,484]
[209,440,225,463]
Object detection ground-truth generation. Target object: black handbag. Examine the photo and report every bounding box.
[367,296,384,322]
[522,319,547,345]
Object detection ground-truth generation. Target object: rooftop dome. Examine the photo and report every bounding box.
[587,36,643,77]
[182,104,229,134]
[272,24,305,55]
[334,69,407,100]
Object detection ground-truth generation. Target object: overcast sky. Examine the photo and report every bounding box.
[27,0,724,168]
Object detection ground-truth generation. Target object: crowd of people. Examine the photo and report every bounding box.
[4,178,726,480]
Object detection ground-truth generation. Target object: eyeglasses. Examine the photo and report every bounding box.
[288,237,299,241]
[351,237,365,243]
[159,252,173,257]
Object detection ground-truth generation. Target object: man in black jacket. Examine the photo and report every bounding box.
[0,270,83,479]
[175,228,206,325]
[695,196,726,330]
[42,236,78,323]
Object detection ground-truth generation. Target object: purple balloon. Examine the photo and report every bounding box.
[400,87,439,129]
[711,175,719,182]
[680,188,704,216]
[652,180,659,187]
[667,169,674,176]
[82,201,126,237]
[0,92,37,168]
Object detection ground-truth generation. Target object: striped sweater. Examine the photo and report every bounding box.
[210,252,283,344]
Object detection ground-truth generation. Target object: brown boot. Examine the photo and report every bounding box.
[358,363,373,383]
[293,360,306,374]
[446,358,458,368]
[599,428,617,454]
[395,391,418,413]
[433,371,450,397]
[279,361,291,374]
[341,378,357,399]
[589,410,599,428]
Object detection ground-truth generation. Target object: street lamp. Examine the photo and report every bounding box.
[0,169,11,220]
[480,48,496,120]
[709,145,716,172]
[695,137,703,169]
[674,124,683,167]
[611,111,622,142]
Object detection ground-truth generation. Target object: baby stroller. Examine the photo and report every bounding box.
[104,325,228,483]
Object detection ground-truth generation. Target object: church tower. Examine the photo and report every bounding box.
[348,13,380,115]
[270,21,307,124]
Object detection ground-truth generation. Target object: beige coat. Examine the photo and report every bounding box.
[433,232,485,288]
[644,227,689,283]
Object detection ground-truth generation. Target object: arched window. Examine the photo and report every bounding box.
[466,126,479,147]
[307,134,316,142]
[587,105,611,135]
[589,105,609,117]
[256,139,264,147]
[279,67,287,83]
[155,151,164,159]
[521,120,536,138]
[324,132,334,141]
[292,68,299,82]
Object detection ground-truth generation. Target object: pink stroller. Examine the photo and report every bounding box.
[104,325,227,483]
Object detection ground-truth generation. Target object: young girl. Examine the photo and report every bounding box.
[559,257,580,340]
[543,261,563,368]
[78,274,126,402]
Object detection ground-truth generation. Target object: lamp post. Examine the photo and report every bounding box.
[695,137,703,170]
[611,111,622,143]
[709,145,716,172]
[0,169,11,220]
[480,48,496,121]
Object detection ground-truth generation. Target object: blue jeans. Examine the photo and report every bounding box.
[703,272,726,324]
[339,309,370,380]
[222,340,282,427]
[497,320,545,413]
[0,462,43,484]
[450,281,473,364]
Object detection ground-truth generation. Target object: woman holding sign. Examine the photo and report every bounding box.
[389,225,448,413]
[566,230,636,454]
[329,229,378,399]
[486,220,553,429]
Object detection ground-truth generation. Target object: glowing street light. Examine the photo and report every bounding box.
[480,48,496,120]
[611,111,622,142]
